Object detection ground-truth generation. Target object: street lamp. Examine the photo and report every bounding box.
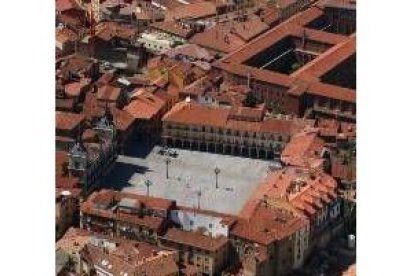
[144,180,152,197]
[165,157,171,179]
[197,189,202,210]
[214,166,221,189]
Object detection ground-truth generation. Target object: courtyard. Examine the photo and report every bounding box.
[104,143,276,215]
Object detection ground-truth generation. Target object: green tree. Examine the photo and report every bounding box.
[243,92,261,107]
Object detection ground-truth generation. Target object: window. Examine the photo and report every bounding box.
[190,220,194,226]
[208,223,212,228]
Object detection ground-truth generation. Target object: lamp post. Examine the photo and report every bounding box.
[144,180,152,197]
[214,167,220,189]
[197,189,202,210]
[165,157,171,179]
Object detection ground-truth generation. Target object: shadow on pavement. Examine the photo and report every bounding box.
[103,162,152,190]
[123,138,157,159]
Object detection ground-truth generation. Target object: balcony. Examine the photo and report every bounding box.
[312,106,356,120]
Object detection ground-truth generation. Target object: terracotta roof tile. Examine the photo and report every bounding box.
[190,23,246,54]
[165,2,217,21]
[151,21,195,39]
[281,129,326,169]
[56,27,78,44]
[231,15,270,41]
[56,150,80,189]
[95,21,137,41]
[124,90,166,120]
[165,43,214,61]
[56,111,85,131]
[97,84,121,102]
[164,228,228,252]
[81,190,175,229]
[56,0,77,12]
[163,101,311,135]
[56,227,91,254]
[81,237,178,276]
[231,205,308,245]
[240,167,338,219]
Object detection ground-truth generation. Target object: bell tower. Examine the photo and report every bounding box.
[94,106,116,140]
[67,139,88,183]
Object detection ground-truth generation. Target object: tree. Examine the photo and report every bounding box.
[243,92,261,107]
[270,101,285,115]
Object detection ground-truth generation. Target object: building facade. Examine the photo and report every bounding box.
[67,111,118,195]
[162,101,313,159]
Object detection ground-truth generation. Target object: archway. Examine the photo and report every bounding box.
[176,139,183,148]
[259,148,266,159]
[241,147,248,157]
[224,145,231,155]
[234,146,240,156]
[250,148,257,158]
[216,143,223,154]
[166,138,173,147]
[183,140,190,149]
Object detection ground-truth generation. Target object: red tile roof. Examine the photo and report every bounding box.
[307,81,356,103]
[56,98,75,111]
[231,15,270,41]
[56,27,78,44]
[190,23,246,54]
[260,5,281,26]
[56,0,77,12]
[292,34,355,80]
[82,237,178,276]
[64,82,82,97]
[151,21,195,39]
[83,92,134,132]
[86,189,176,211]
[56,111,85,131]
[231,204,308,245]
[81,190,175,230]
[124,90,166,120]
[331,157,356,182]
[56,150,80,190]
[165,1,217,21]
[163,101,312,135]
[97,84,121,102]
[214,7,356,103]
[96,72,115,88]
[281,129,326,169]
[95,21,137,41]
[240,167,338,219]
[56,227,91,253]
[164,228,228,252]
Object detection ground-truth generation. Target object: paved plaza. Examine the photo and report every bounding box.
[105,144,276,215]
